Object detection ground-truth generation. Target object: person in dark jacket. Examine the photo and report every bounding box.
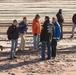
[52,17,61,59]
[7,20,19,59]
[40,16,53,60]
[18,17,28,51]
[56,9,64,39]
[70,13,76,38]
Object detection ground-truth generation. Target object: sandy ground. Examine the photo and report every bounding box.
[0,0,76,75]
[0,38,76,75]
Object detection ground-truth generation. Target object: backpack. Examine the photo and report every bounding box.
[47,23,54,41]
[47,23,54,34]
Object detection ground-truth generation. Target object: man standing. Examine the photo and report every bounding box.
[40,16,53,60]
[32,14,41,50]
[18,17,28,51]
[56,9,64,39]
[7,20,19,59]
[52,17,61,59]
[70,13,76,38]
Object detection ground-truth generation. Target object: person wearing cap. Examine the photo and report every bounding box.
[32,14,41,50]
[18,17,28,51]
[40,16,54,60]
[52,17,61,59]
[7,20,19,59]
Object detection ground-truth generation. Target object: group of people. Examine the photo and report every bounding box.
[7,9,76,60]
[7,17,28,59]
[7,14,61,60]
[32,15,61,60]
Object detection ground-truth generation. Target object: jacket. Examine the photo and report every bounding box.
[72,14,76,24]
[7,24,19,40]
[56,13,64,23]
[19,21,28,33]
[32,18,41,34]
[40,20,54,42]
[53,22,61,39]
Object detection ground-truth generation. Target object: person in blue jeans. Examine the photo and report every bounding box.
[33,34,40,49]
[40,16,54,60]
[32,14,41,50]
[7,20,19,59]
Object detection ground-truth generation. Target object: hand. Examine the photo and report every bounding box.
[56,39,60,42]
[34,33,37,36]
[24,32,26,34]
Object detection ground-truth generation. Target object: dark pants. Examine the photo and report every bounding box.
[41,41,52,59]
[59,22,63,39]
[52,39,57,58]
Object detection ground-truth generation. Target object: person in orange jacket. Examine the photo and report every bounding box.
[32,14,41,49]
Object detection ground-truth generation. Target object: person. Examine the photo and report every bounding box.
[40,16,53,60]
[18,17,28,51]
[56,9,64,39]
[7,20,19,59]
[70,13,76,38]
[52,17,61,59]
[32,14,41,50]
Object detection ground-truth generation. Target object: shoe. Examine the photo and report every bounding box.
[52,57,55,59]
[70,35,73,38]
[13,56,17,58]
[47,57,51,60]
[10,57,14,60]
[17,49,21,51]
[40,58,45,61]
[17,49,23,52]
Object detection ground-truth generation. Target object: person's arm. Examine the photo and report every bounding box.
[24,22,28,33]
[56,24,61,40]
[61,14,64,23]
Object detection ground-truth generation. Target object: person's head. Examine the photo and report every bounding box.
[58,9,62,14]
[52,17,57,23]
[13,20,18,26]
[23,17,27,23]
[35,14,40,20]
[45,16,50,21]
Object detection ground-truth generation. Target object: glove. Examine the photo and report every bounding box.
[34,33,37,36]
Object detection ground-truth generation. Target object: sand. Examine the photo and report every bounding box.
[0,38,76,75]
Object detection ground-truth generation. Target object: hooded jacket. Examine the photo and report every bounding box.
[40,20,54,42]
[19,21,28,33]
[53,22,61,39]
[32,18,41,34]
[7,24,19,40]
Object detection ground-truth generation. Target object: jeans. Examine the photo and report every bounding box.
[33,34,40,49]
[52,39,57,58]
[10,39,18,58]
[72,23,76,36]
[41,41,52,59]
